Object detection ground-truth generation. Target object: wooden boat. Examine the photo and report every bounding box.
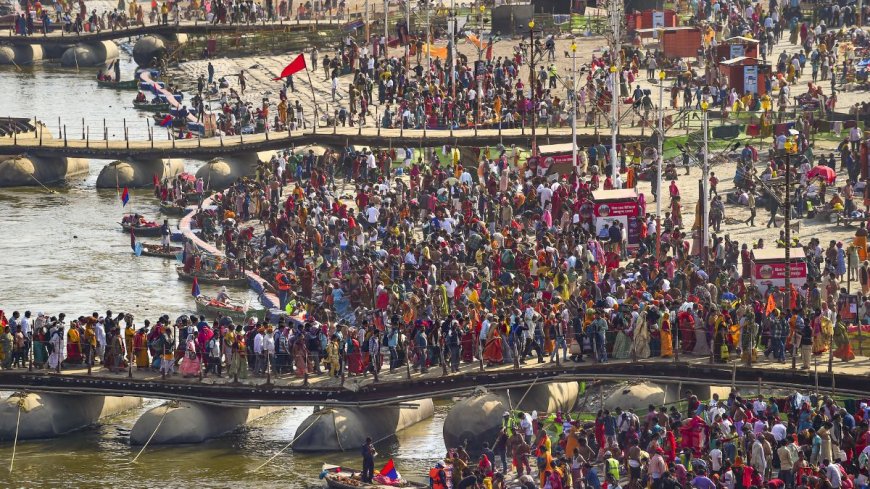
[139,243,182,259]
[120,222,162,237]
[194,295,264,322]
[182,192,206,205]
[159,201,188,216]
[133,101,171,112]
[97,79,139,90]
[176,266,249,287]
[321,464,425,489]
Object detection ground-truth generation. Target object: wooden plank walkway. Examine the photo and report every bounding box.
[0,125,645,159]
[0,18,336,45]
[0,355,865,407]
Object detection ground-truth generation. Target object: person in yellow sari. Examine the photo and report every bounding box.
[660,313,673,357]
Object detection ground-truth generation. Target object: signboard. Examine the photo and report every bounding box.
[729,44,745,58]
[593,199,641,247]
[652,11,664,38]
[744,65,758,94]
[752,260,807,288]
[593,201,639,218]
[753,261,808,280]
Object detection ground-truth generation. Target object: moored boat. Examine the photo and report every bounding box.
[321,464,424,489]
[139,243,182,259]
[159,201,187,216]
[133,101,171,112]
[176,266,248,287]
[194,295,264,322]
[120,221,162,237]
[97,79,139,89]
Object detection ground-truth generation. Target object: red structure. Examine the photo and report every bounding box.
[719,57,770,95]
[626,9,678,30]
[715,37,760,61]
[660,27,702,58]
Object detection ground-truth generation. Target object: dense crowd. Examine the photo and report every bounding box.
[422,391,870,489]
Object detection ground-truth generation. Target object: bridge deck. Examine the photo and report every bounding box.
[0,19,332,44]
[2,355,865,407]
[0,126,642,159]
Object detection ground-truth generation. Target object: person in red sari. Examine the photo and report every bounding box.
[345,335,364,374]
[677,310,696,353]
[483,325,504,365]
[679,415,707,453]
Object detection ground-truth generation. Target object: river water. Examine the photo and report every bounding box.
[0,47,447,488]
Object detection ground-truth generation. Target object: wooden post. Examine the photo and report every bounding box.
[123,119,128,149]
[86,127,89,148]
[82,117,85,139]
[63,125,67,146]
[103,118,107,141]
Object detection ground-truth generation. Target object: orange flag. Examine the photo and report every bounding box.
[765,293,776,316]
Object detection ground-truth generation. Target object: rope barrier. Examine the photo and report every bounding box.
[28,173,57,194]
[9,393,26,474]
[251,412,323,471]
[130,401,176,463]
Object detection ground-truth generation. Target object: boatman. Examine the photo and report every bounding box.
[160,219,171,252]
[429,462,447,489]
[361,436,377,483]
[275,271,291,309]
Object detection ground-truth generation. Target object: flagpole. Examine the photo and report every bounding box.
[304,58,319,130]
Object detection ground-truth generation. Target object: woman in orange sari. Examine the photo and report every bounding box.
[660,312,673,358]
[133,327,150,368]
[483,322,504,365]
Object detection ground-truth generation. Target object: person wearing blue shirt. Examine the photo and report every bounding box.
[585,463,601,489]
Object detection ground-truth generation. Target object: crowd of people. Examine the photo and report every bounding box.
[422,391,870,489]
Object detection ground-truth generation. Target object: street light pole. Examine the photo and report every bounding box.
[426,2,431,85]
[571,42,578,175]
[529,19,537,154]
[610,64,618,180]
[384,0,389,60]
[701,101,710,265]
[608,0,621,182]
[656,70,665,264]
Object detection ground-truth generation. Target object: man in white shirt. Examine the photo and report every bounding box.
[253,329,265,374]
[710,447,723,473]
[752,396,767,416]
[365,204,380,226]
[537,183,553,207]
[826,460,843,489]
[771,421,787,442]
[445,279,458,302]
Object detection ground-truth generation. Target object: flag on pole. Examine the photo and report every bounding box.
[121,187,130,206]
[379,459,400,481]
[272,53,307,81]
[191,277,201,297]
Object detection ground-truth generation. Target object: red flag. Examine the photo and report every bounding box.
[273,54,307,81]
[486,41,493,61]
[152,174,159,187]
